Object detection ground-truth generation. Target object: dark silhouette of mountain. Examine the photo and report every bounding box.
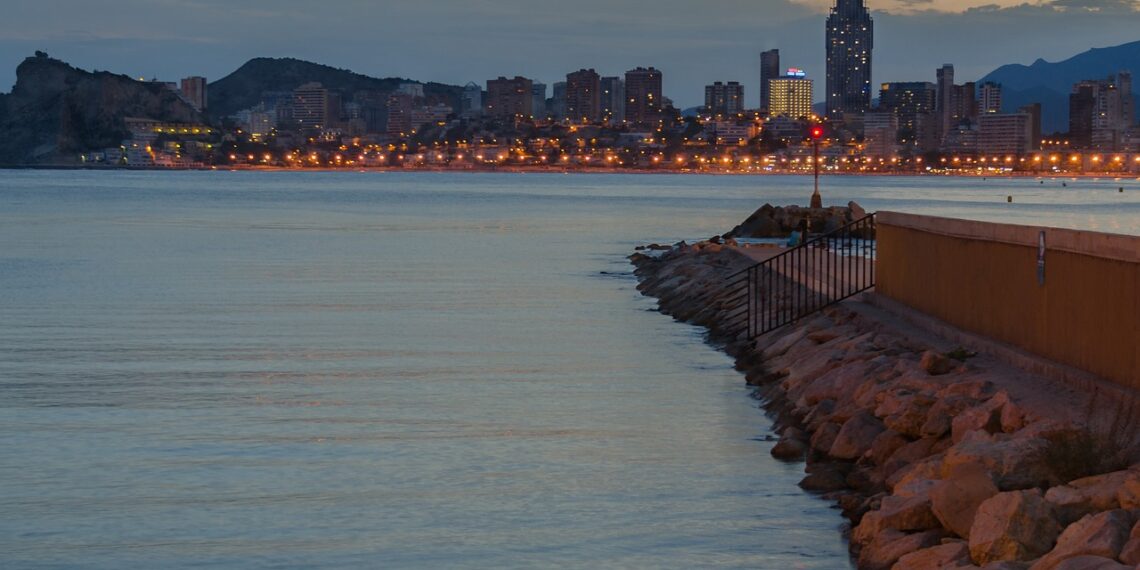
[979,40,1140,133]
[208,58,464,118]
[0,52,203,165]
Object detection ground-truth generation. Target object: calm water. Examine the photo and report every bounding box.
[2,171,1139,569]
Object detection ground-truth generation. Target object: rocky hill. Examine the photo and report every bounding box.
[208,58,465,118]
[0,52,204,165]
[979,40,1140,133]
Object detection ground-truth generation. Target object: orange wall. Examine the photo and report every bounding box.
[877,220,1139,389]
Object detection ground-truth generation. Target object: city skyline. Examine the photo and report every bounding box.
[2,1,1139,108]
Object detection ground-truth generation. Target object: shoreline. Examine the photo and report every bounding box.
[2,164,1140,180]
[630,239,1140,569]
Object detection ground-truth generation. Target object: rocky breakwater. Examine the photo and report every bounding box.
[631,238,1140,569]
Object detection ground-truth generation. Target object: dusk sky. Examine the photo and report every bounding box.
[2,0,1139,107]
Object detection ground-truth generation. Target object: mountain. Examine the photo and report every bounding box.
[208,58,465,118]
[979,40,1140,133]
[0,52,204,165]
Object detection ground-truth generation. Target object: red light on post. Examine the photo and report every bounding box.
[810,126,824,140]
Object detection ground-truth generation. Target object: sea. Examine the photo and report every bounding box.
[2,170,1138,569]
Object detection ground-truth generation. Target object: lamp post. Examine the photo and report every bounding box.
[810,125,823,208]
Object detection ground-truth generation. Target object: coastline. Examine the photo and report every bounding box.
[630,238,1140,569]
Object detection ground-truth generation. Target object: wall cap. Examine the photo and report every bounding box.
[877,211,1140,263]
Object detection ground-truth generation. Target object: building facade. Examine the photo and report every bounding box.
[624,67,663,125]
[978,113,1032,155]
[565,69,601,124]
[768,75,814,119]
[293,82,329,129]
[760,49,780,112]
[600,76,625,124]
[825,0,873,120]
[180,76,207,111]
[485,76,534,120]
[878,82,936,144]
[1069,73,1135,150]
[461,82,483,118]
[979,81,1002,114]
[705,81,744,116]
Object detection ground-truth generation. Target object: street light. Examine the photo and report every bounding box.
[810,125,824,208]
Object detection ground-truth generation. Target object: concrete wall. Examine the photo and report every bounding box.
[877,212,1139,389]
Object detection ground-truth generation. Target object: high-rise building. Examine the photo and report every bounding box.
[1019,103,1042,150]
[825,0,873,120]
[863,111,898,157]
[936,64,955,140]
[624,67,663,125]
[600,76,625,124]
[1069,73,1134,149]
[386,92,416,135]
[768,74,814,119]
[979,81,1002,114]
[485,76,533,120]
[978,113,1032,155]
[293,82,329,129]
[461,82,483,118]
[565,69,601,123]
[531,83,547,118]
[550,81,567,120]
[180,76,207,111]
[705,81,744,116]
[760,49,780,112]
[878,82,936,142]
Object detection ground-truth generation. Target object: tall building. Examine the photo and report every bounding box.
[600,76,625,124]
[760,49,780,112]
[461,82,483,118]
[878,82,936,142]
[979,81,1002,114]
[825,0,873,120]
[936,64,955,140]
[978,113,1032,155]
[485,76,533,120]
[386,92,416,135]
[550,81,567,120]
[1019,103,1042,150]
[768,73,814,119]
[863,111,899,157]
[565,69,601,123]
[293,82,329,129]
[531,83,547,118]
[180,76,207,111]
[1069,73,1134,150]
[705,81,744,116]
[624,67,663,125]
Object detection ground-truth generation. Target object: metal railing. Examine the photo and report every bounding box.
[725,213,876,339]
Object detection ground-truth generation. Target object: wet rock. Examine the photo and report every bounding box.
[810,421,842,454]
[799,463,849,492]
[1028,509,1130,570]
[968,489,1061,565]
[770,428,808,461]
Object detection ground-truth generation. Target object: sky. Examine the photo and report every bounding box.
[1,0,1139,107]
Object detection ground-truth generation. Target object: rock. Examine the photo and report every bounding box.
[1028,509,1130,570]
[951,393,1009,443]
[922,395,982,439]
[1046,470,1131,524]
[831,411,886,460]
[932,464,1000,539]
[1048,556,1131,570]
[968,489,1062,565]
[1118,537,1140,565]
[883,438,944,478]
[887,453,945,491]
[870,430,911,466]
[770,428,808,460]
[892,542,971,570]
[920,350,954,376]
[981,562,1030,570]
[941,436,1059,491]
[860,529,944,570]
[876,493,941,532]
[799,464,849,492]
[810,421,842,454]
[1116,474,1140,509]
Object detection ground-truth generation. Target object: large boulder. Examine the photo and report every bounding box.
[858,528,944,570]
[1048,556,1131,570]
[1045,470,1133,524]
[830,411,886,460]
[969,489,1062,564]
[892,541,971,570]
[941,434,1059,491]
[770,427,808,460]
[932,464,1001,538]
[950,393,1009,443]
[1027,509,1131,570]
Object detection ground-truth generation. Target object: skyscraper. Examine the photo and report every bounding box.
[825,0,873,120]
[878,82,936,142]
[979,81,1002,114]
[600,76,625,124]
[936,64,955,139]
[485,76,533,120]
[760,49,780,112]
[768,74,814,119]
[565,69,601,124]
[624,67,663,125]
